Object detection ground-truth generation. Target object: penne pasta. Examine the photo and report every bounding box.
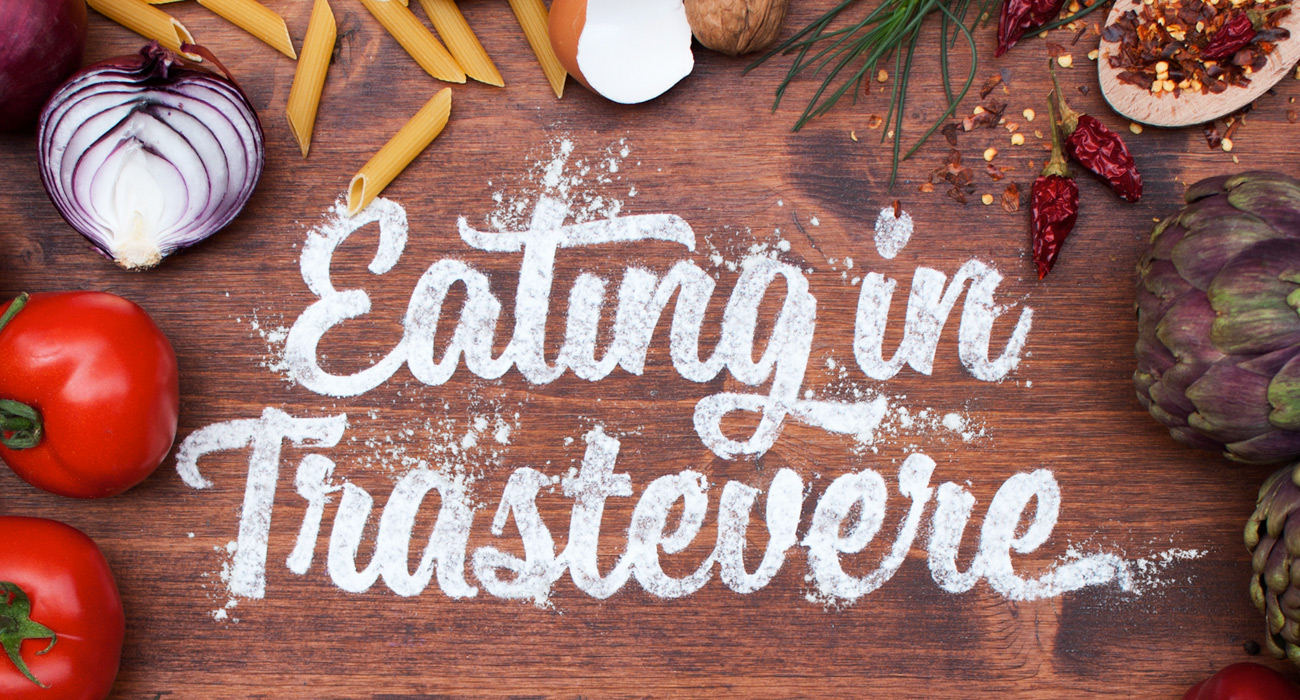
[416,0,503,87]
[359,0,465,84]
[286,0,336,156]
[507,0,565,98]
[144,0,188,4]
[86,0,198,58]
[346,88,452,216]
[196,0,297,59]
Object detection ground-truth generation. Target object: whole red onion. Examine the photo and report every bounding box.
[0,0,88,131]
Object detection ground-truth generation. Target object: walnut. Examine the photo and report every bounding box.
[683,0,791,56]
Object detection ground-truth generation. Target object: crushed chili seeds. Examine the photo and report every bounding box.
[982,193,996,204]
[1101,0,1291,97]
[1287,108,1297,121]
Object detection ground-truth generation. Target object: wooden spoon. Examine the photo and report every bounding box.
[1097,0,1300,126]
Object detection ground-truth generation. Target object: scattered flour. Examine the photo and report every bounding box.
[185,137,1201,623]
[874,206,914,259]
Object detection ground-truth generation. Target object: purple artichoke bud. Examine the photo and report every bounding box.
[1136,172,1300,463]
[1246,463,1300,664]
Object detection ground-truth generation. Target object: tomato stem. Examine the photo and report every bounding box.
[0,582,57,688]
[0,400,42,450]
[0,293,27,335]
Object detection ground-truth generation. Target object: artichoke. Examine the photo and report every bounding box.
[1135,172,1300,464]
[1246,462,1300,664]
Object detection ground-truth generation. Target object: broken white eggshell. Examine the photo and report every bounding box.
[549,0,694,104]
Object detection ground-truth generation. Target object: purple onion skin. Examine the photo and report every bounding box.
[0,0,87,131]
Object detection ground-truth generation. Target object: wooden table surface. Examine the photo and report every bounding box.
[2,1,1297,698]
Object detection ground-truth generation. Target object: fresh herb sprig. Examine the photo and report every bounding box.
[750,0,997,186]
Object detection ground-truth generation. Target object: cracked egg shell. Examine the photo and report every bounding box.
[548,0,695,104]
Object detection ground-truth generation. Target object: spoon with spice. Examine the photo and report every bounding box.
[1097,0,1300,126]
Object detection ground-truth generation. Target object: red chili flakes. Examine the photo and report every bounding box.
[980,74,1004,98]
[1002,183,1022,212]
[931,149,976,204]
[1102,0,1291,97]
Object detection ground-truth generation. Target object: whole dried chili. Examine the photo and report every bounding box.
[996,0,1068,56]
[1203,12,1259,60]
[1031,96,1079,280]
[1050,63,1142,202]
[1203,6,1291,60]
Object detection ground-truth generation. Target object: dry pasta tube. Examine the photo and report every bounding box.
[286,0,336,156]
[196,0,297,59]
[416,0,502,87]
[346,88,452,217]
[359,0,465,84]
[507,0,565,98]
[86,0,197,58]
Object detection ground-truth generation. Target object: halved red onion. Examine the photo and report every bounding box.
[37,42,263,269]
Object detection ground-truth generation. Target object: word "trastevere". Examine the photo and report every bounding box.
[177,409,1132,605]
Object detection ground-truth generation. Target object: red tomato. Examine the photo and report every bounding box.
[1183,662,1300,700]
[0,516,124,700]
[0,292,179,498]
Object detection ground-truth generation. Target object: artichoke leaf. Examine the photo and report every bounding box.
[1148,215,1177,246]
[1208,242,1300,354]
[1269,588,1288,632]
[1184,173,1234,202]
[1171,220,1290,291]
[1230,429,1300,464]
[1187,363,1273,442]
[1174,197,1260,236]
[1170,425,1227,451]
[1139,259,1195,308]
[1271,355,1300,431]
[1156,293,1224,364]
[1271,540,1294,593]
[1227,175,1300,234]
[1253,573,1268,612]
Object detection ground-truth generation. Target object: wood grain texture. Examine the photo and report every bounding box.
[1,1,1299,698]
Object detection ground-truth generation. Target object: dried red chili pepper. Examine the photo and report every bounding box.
[1203,6,1291,60]
[996,0,1068,56]
[1202,12,1258,60]
[1031,96,1079,280]
[1050,63,1142,202]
